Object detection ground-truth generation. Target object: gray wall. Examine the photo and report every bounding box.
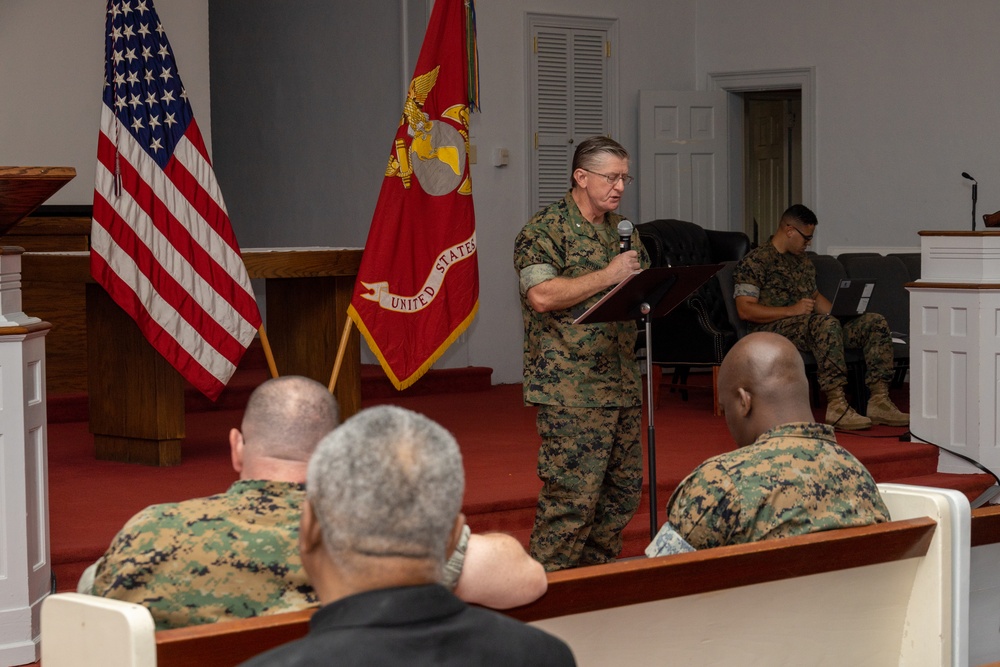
[696,0,1000,251]
[208,1,402,249]
[8,1,1000,384]
[207,0,695,382]
[0,0,212,204]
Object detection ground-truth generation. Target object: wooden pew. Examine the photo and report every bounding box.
[39,484,969,666]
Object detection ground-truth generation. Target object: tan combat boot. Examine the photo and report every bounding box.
[825,387,872,431]
[866,382,909,426]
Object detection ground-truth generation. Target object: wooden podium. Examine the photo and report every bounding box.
[22,248,363,466]
[908,231,1000,474]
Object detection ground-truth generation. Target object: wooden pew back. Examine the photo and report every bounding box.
[508,483,967,666]
[39,484,968,667]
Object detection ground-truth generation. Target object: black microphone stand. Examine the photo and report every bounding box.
[972,181,978,232]
[573,265,721,539]
[963,172,978,231]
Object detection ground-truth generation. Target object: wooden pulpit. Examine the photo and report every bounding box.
[0,166,75,664]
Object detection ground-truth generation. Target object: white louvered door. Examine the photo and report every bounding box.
[528,16,615,216]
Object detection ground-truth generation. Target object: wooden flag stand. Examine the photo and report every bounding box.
[257,324,279,379]
[328,317,354,394]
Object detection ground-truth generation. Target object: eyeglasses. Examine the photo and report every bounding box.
[582,169,634,186]
[789,226,814,242]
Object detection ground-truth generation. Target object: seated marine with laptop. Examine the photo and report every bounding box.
[732,204,908,431]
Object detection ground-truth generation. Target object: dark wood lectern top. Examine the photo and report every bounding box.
[0,167,76,236]
[21,247,364,283]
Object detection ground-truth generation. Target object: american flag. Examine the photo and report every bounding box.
[92,0,261,400]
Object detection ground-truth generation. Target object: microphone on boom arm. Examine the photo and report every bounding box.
[963,172,978,231]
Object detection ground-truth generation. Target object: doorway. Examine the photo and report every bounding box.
[743,90,802,245]
[708,67,816,243]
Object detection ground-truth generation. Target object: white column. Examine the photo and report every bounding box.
[0,248,50,666]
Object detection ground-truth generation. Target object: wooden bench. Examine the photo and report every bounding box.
[38,484,969,666]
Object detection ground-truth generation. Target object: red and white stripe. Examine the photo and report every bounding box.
[91,104,261,400]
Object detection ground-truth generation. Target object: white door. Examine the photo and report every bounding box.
[638,90,728,228]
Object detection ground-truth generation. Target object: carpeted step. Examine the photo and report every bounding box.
[888,472,997,506]
[361,364,493,398]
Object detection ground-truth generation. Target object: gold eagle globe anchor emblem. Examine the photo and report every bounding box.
[385,65,473,196]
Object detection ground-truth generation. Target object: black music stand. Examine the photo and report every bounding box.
[574,264,723,540]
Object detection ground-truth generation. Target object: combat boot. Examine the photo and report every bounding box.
[866,382,909,426]
[824,387,872,431]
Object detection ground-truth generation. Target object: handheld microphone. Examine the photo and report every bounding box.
[963,172,978,231]
[617,219,634,253]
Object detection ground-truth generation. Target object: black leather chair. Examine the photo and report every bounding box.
[636,219,750,410]
[888,252,921,282]
[837,253,911,388]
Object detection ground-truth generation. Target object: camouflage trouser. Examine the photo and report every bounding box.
[529,405,643,571]
[752,312,894,391]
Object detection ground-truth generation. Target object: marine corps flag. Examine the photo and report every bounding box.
[348,0,480,390]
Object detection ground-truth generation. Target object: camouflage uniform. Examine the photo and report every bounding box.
[87,480,472,629]
[89,480,316,630]
[514,192,649,571]
[662,422,890,550]
[733,243,895,391]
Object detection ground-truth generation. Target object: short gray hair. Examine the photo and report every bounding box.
[571,135,629,188]
[306,405,464,577]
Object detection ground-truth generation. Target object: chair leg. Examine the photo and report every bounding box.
[671,367,690,402]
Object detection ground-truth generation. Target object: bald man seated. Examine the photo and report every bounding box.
[80,376,546,629]
[646,332,891,556]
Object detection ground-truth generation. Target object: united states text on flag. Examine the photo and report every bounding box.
[348,0,480,390]
[92,0,262,400]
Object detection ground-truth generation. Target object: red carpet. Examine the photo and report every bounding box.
[46,366,993,593]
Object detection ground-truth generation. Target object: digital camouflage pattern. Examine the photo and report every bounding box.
[665,422,891,549]
[88,479,471,629]
[530,405,643,570]
[733,243,894,391]
[645,521,696,557]
[514,193,649,570]
[513,192,649,408]
[90,480,316,629]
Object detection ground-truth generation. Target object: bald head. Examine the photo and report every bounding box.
[717,332,813,447]
[239,376,339,469]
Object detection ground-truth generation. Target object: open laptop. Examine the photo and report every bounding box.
[829,279,875,318]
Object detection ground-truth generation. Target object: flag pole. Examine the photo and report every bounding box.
[328,317,354,394]
[257,325,279,379]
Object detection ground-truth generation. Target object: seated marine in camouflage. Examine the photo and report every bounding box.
[732,203,908,431]
[81,376,547,629]
[646,332,890,556]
